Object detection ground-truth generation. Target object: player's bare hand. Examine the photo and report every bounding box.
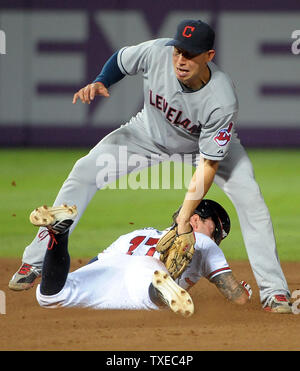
[72,82,110,104]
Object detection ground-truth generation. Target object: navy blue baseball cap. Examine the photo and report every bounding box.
[166,19,215,55]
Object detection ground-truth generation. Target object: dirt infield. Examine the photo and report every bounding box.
[0,258,299,351]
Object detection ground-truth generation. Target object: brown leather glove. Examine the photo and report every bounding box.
[157,229,195,280]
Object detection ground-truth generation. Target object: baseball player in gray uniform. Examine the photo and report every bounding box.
[9,19,291,313]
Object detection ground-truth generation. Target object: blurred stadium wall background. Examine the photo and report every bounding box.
[0,0,299,148]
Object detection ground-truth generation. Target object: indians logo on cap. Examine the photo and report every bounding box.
[214,122,233,146]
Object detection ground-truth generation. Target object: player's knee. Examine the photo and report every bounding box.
[69,154,97,184]
[73,155,88,172]
[229,179,263,207]
[36,291,57,309]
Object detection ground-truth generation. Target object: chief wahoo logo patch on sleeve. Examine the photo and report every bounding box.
[214,122,233,146]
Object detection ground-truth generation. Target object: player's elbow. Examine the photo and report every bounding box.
[225,285,251,305]
[203,158,219,169]
[231,292,249,305]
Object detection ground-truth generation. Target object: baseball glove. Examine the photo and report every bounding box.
[157,229,195,280]
[155,225,177,254]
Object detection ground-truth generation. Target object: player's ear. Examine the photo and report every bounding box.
[206,49,215,62]
[189,214,199,230]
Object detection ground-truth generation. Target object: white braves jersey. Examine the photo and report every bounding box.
[99,227,231,290]
[36,227,230,310]
[117,38,239,161]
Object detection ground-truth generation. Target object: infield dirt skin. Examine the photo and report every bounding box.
[1,259,299,351]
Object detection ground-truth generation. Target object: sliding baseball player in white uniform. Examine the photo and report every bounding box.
[10,19,291,313]
[32,200,252,315]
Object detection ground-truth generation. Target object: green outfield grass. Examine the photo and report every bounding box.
[0,148,299,261]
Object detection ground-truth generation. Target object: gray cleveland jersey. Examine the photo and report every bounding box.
[117,38,239,161]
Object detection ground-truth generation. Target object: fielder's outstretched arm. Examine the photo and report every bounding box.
[210,272,252,305]
[176,157,219,234]
[72,50,125,104]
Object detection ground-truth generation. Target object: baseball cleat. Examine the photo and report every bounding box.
[263,294,292,314]
[8,263,41,291]
[29,204,77,234]
[152,270,194,317]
